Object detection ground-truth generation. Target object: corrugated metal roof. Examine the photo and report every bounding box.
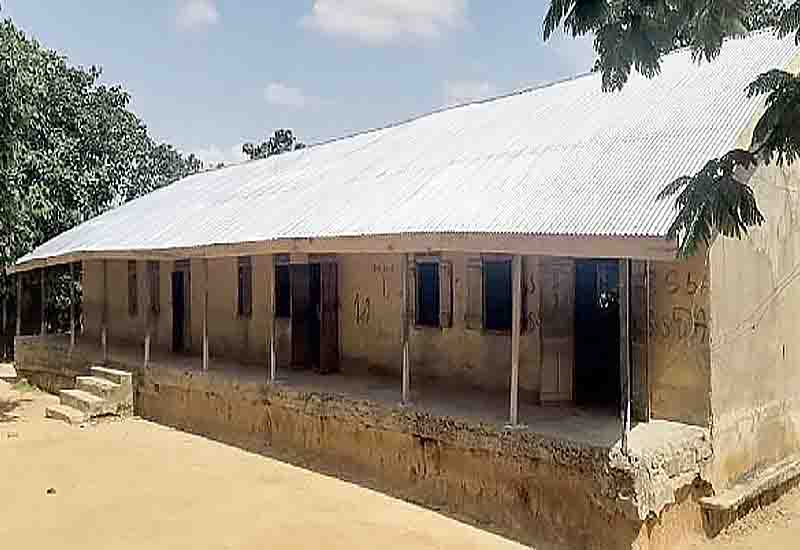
[16,31,799,268]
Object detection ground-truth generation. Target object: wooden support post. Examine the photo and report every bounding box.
[1,272,7,350]
[69,263,76,353]
[619,258,632,455]
[401,254,411,404]
[202,258,209,372]
[268,258,277,383]
[102,260,108,363]
[16,274,22,337]
[144,263,151,368]
[40,268,47,336]
[509,255,522,426]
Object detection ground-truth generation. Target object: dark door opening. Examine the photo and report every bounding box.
[319,262,340,374]
[574,260,620,408]
[290,263,321,369]
[308,263,321,369]
[171,271,186,353]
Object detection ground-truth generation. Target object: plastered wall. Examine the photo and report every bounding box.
[83,259,175,353]
[187,256,273,365]
[82,251,711,414]
[338,253,541,397]
[708,78,800,487]
[648,254,711,427]
[83,257,289,367]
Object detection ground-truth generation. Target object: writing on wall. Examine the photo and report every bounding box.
[354,293,371,326]
[651,268,710,345]
[373,263,394,301]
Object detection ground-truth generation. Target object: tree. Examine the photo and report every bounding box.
[0,17,201,331]
[543,0,800,256]
[242,129,306,161]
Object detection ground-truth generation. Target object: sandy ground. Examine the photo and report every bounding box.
[685,486,800,550]
[0,380,525,550]
[2,379,799,550]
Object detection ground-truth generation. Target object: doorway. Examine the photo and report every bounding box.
[574,260,620,408]
[290,262,339,372]
[171,270,187,353]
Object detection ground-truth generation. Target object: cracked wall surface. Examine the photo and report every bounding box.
[709,52,800,490]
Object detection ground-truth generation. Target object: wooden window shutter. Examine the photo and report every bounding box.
[128,261,138,317]
[406,258,416,326]
[465,257,483,330]
[148,261,160,315]
[238,256,253,318]
[438,260,453,328]
[520,259,529,333]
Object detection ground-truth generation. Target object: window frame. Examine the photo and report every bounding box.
[274,257,291,319]
[482,257,513,333]
[147,261,160,315]
[237,256,253,319]
[414,258,441,329]
[127,260,138,318]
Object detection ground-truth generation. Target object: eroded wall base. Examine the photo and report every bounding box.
[137,365,713,550]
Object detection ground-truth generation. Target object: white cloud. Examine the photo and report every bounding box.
[193,143,247,167]
[264,82,314,109]
[300,0,468,45]
[443,80,497,107]
[176,0,220,31]
[264,82,329,110]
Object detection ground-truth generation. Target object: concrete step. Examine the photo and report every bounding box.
[0,363,17,382]
[45,404,87,425]
[59,389,112,416]
[700,454,800,512]
[76,376,120,401]
[90,366,133,388]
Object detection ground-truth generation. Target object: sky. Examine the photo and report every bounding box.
[3,1,594,166]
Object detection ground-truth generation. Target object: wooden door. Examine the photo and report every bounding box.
[630,260,650,421]
[171,271,185,352]
[290,264,311,368]
[319,262,340,374]
[540,257,575,403]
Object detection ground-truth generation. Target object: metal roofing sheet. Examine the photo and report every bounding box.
[17,31,799,267]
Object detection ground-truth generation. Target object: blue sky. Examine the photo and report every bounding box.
[4,1,594,166]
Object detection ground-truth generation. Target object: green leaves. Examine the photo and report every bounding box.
[0,17,200,284]
[243,129,306,161]
[543,0,783,91]
[775,0,800,44]
[543,0,799,257]
[746,69,800,165]
[659,150,763,257]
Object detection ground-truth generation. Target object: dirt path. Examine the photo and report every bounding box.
[2,379,799,550]
[0,380,525,550]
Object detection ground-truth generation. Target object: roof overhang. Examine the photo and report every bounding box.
[10,232,679,274]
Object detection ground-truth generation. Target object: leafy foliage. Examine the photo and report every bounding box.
[242,129,306,161]
[543,0,800,256]
[0,18,200,316]
[746,69,800,165]
[657,150,762,257]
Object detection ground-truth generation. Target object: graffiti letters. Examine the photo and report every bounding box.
[664,269,709,296]
[373,263,394,301]
[649,305,709,345]
[354,293,371,326]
